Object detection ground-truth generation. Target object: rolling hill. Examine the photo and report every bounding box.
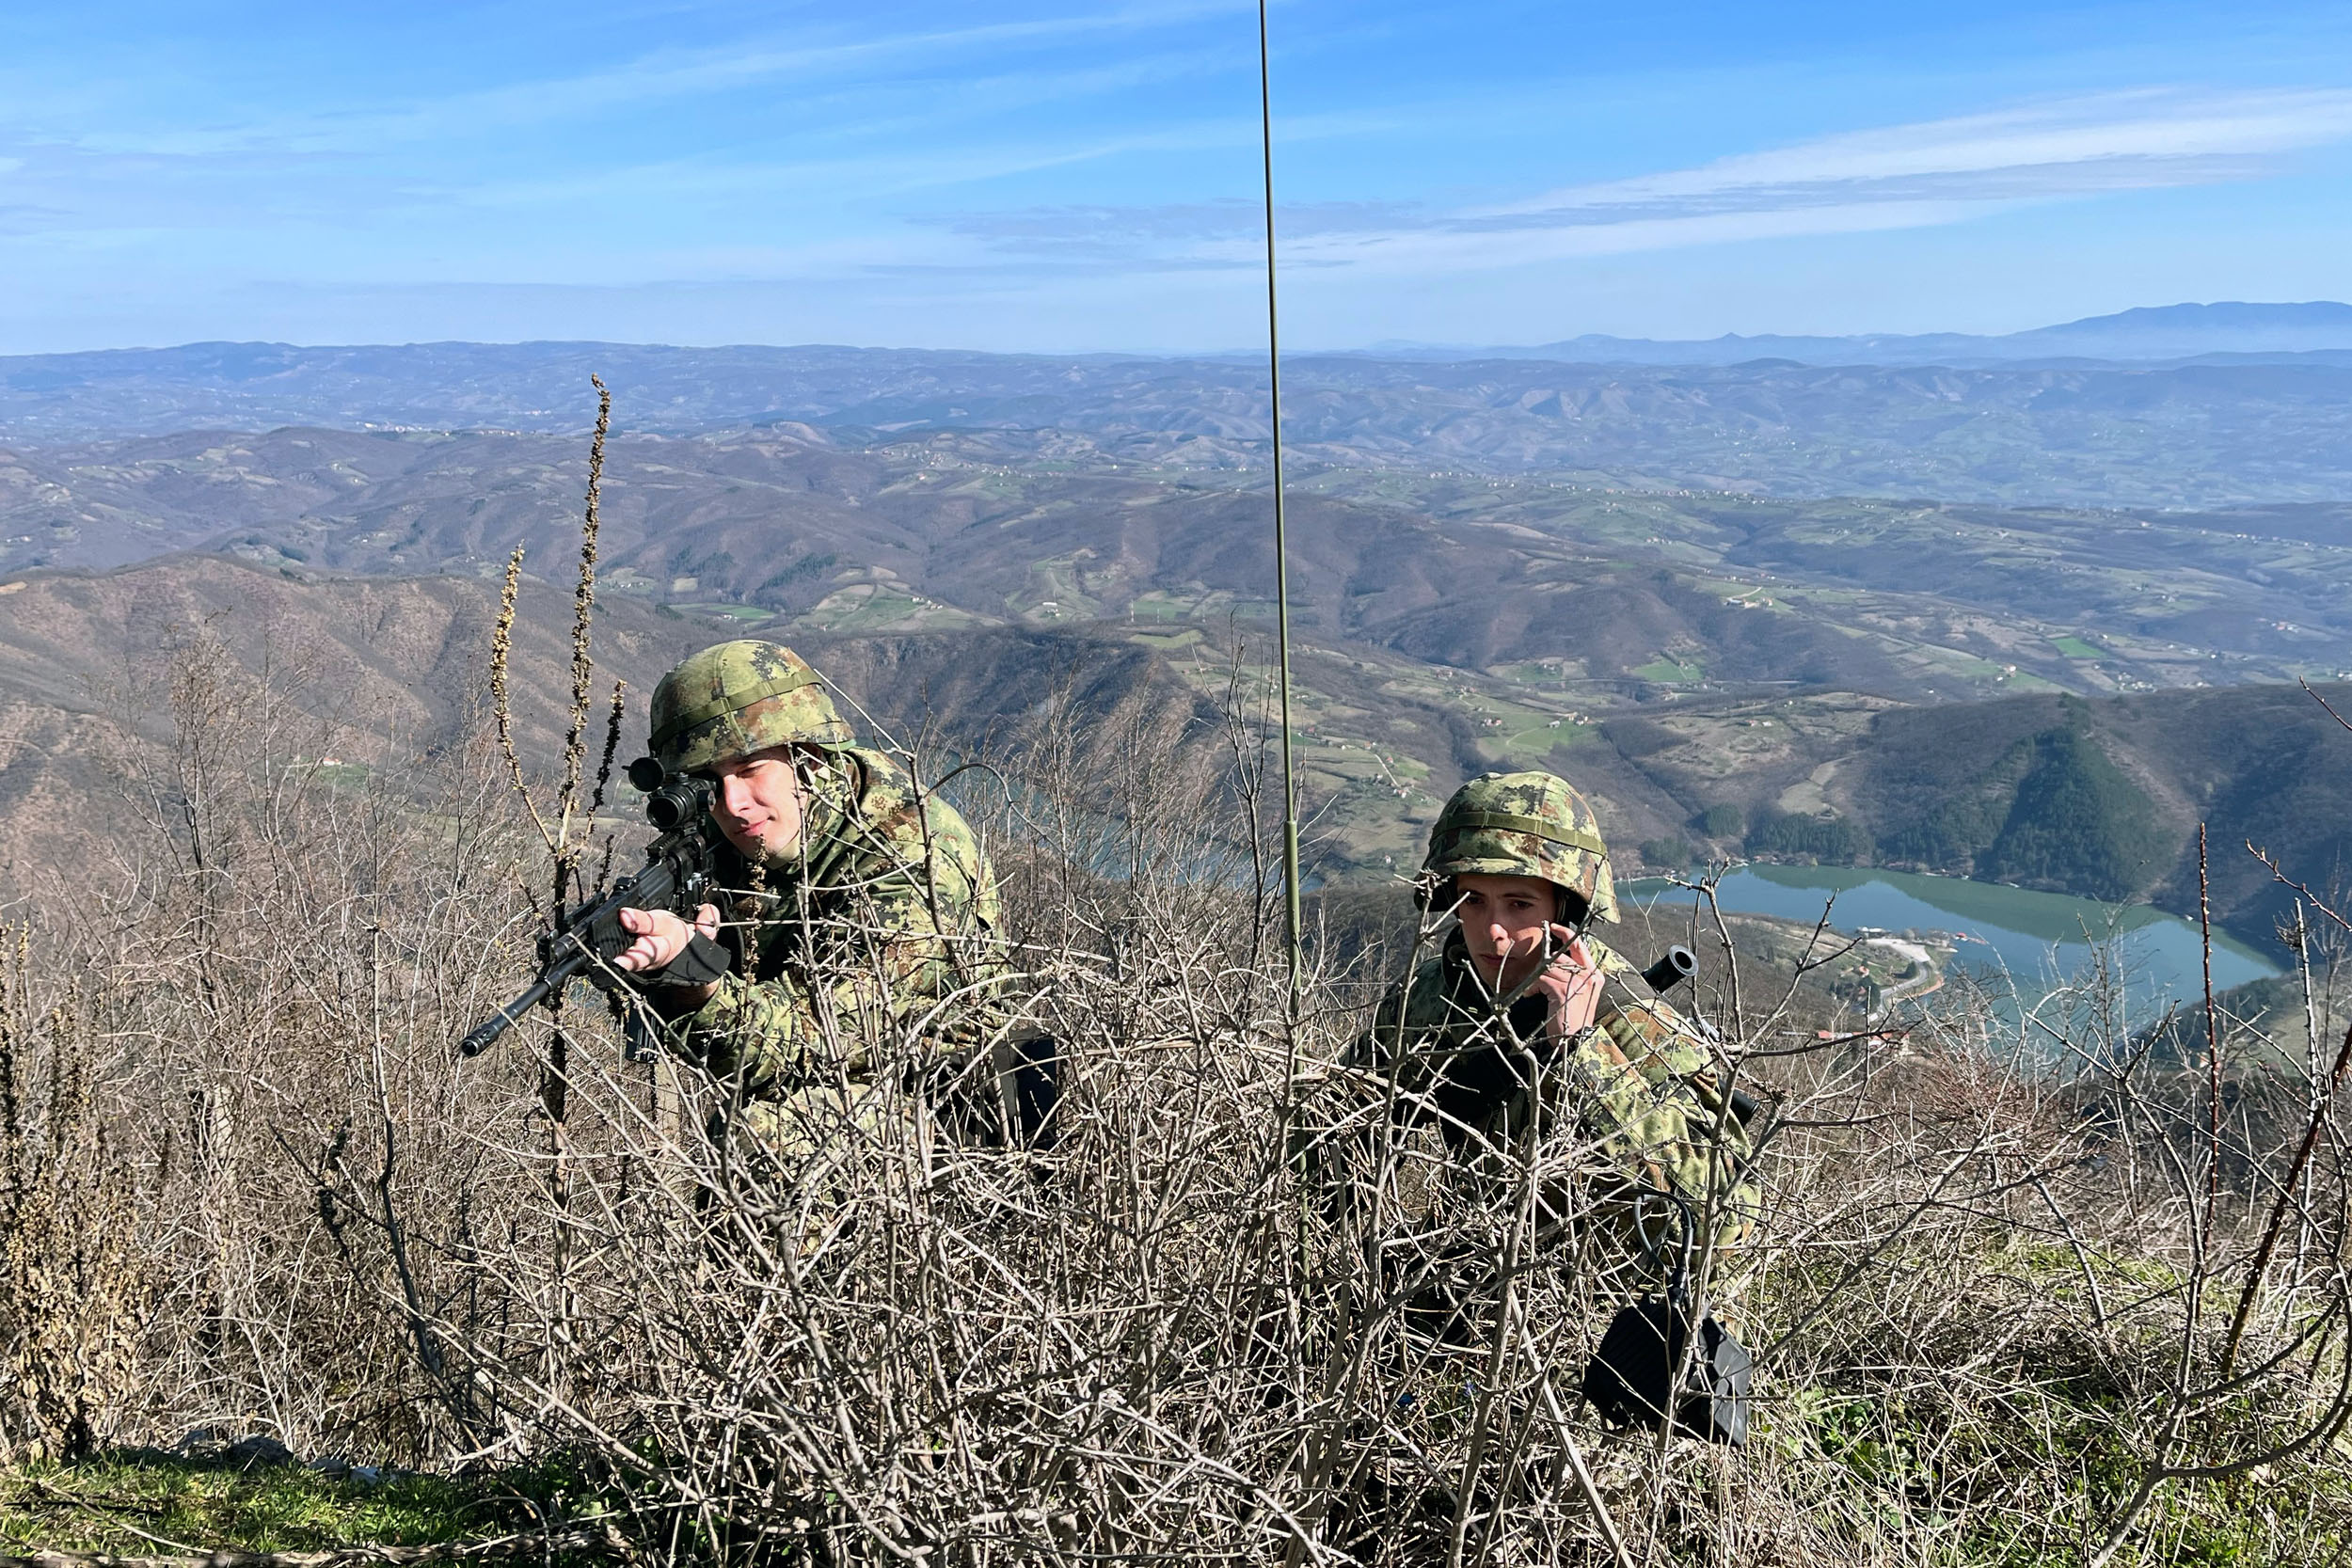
[1,320,2348,942]
[5,426,2347,703]
[1385,302,2352,367]
[0,545,2340,948]
[8,334,2352,508]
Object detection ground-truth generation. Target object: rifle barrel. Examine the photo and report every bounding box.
[459,941,592,1057]
[1642,944,1698,993]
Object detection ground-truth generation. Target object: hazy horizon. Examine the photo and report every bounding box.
[6,297,2352,364]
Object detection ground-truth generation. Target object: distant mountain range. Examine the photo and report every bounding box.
[1364,301,2352,366]
[5,304,2352,509]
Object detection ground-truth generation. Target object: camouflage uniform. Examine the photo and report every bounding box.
[641,641,1010,1162]
[1348,772,1755,1272]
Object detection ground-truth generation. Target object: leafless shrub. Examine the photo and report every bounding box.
[0,931,150,1462]
[44,622,554,1460]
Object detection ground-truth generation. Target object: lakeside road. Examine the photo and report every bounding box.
[1867,935,1947,1008]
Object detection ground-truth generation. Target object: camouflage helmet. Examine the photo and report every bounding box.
[1419,769,1617,924]
[649,640,853,775]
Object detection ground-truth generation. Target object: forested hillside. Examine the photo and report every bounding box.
[1583,683,2352,942]
[0,540,2341,954]
[0,555,1213,891]
[0,341,2346,951]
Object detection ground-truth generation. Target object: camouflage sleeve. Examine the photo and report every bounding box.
[1345,958,1451,1103]
[1564,978,1757,1242]
[1314,968,1444,1219]
[675,885,962,1092]
[1347,984,1408,1072]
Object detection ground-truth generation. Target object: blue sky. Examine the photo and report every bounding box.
[6,0,2352,353]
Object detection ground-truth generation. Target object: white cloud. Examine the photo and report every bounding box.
[1478,87,2352,214]
[942,87,2352,276]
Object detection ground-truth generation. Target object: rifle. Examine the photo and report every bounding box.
[460,757,723,1058]
[1638,940,1760,1129]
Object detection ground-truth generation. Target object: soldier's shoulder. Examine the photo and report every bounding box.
[843,749,930,832]
[840,749,996,907]
[844,745,909,796]
[869,754,986,854]
[1585,934,1638,977]
[844,748,961,819]
[1591,990,1710,1082]
[1587,937,1686,1026]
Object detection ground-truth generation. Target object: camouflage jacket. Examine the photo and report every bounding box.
[661,747,1009,1096]
[1351,930,1753,1226]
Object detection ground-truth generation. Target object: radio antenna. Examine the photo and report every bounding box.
[1257,0,1303,1001]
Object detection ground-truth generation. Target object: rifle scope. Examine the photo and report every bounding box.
[628,755,713,832]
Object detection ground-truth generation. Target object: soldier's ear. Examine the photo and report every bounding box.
[1556,888,1591,927]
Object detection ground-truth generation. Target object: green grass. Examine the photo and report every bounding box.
[0,1453,602,1557]
[1486,718,1592,763]
[1631,657,1707,683]
[797,586,988,633]
[2051,636,2104,659]
[1731,1239,2352,1568]
[1126,591,1200,623]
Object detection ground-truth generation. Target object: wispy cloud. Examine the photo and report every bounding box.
[39,0,1252,160]
[932,87,2352,274]
[446,115,1278,216]
[0,6,1265,261]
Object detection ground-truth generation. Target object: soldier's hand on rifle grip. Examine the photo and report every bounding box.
[613,903,723,994]
[1534,924,1603,1041]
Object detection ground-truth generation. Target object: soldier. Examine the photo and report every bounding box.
[606,639,1013,1161]
[1344,770,1756,1333]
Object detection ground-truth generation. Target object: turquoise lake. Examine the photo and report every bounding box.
[1622,865,2280,1022]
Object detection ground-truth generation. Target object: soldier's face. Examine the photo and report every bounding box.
[709,749,807,861]
[1453,874,1560,989]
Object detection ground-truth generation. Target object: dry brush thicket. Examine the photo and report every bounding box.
[5,506,2352,1566]
[0,624,2340,1567]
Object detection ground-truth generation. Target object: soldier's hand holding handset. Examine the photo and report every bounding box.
[1531,923,1604,1040]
